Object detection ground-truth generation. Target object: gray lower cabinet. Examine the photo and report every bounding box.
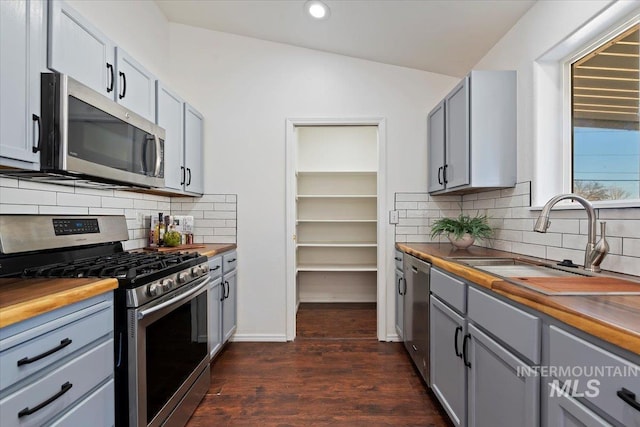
[395,267,404,339]
[547,325,640,427]
[209,251,237,358]
[208,255,223,359]
[467,323,539,427]
[0,0,45,169]
[222,267,237,342]
[430,295,466,427]
[547,384,611,427]
[0,292,114,426]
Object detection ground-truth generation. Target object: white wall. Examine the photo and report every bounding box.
[167,25,457,340]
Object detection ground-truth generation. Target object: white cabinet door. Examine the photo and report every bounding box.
[444,77,470,190]
[467,323,539,427]
[184,103,204,195]
[115,48,156,122]
[0,0,45,168]
[48,0,115,98]
[547,385,612,427]
[156,82,185,192]
[222,269,237,343]
[208,276,223,360]
[427,100,446,193]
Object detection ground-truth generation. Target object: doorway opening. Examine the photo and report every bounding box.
[285,119,386,341]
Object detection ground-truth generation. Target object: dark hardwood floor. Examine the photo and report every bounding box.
[186,303,452,426]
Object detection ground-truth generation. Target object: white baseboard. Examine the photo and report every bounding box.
[230,333,288,342]
[298,296,377,303]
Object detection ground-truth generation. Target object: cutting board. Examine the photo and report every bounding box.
[143,244,205,253]
[512,276,640,295]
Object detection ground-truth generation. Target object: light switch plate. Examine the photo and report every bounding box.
[137,212,145,226]
[389,210,399,224]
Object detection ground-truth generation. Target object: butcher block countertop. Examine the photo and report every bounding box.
[0,277,118,329]
[397,243,640,355]
[196,243,237,258]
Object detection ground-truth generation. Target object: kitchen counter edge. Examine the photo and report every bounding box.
[397,243,640,355]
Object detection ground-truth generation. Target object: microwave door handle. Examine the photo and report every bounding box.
[154,135,162,177]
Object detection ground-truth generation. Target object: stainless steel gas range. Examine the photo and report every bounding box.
[0,215,210,427]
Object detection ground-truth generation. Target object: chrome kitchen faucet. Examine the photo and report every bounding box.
[534,194,609,272]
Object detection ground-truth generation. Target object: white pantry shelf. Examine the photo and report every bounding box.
[296,219,377,223]
[296,263,378,272]
[296,242,377,248]
[296,194,377,199]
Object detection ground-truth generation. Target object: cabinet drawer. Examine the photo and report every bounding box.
[0,339,113,427]
[223,251,237,272]
[549,326,640,427]
[49,379,114,427]
[0,301,113,391]
[467,286,540,363]
[394,250,404,271]
[208,255,223,279]
[431,268,466,314]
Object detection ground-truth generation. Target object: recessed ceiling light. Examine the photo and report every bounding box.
[305,0,330,20]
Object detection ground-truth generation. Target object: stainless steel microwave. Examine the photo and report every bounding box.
[36,73,165,188]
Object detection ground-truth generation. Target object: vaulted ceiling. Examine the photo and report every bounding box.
[155,0,536,77]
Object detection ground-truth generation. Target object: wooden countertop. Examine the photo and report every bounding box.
[0,244,236,329]
[397,243,640,355]
[195,243,237,258]
[0,277,118,329]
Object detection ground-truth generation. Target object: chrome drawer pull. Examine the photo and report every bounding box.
[17,338,73,366]
[18,382,73,417]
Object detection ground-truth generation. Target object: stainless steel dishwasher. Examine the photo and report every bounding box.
[403,254,431,385]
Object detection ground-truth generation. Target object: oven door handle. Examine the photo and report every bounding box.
[137,276,210,320]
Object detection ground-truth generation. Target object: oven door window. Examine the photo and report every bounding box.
[144,289,208,423]
[67,96,159,176]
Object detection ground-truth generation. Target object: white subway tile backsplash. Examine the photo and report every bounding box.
[1,187,57,205]
[396,193,429,202]
[398,218,429,227]
[623,238,640,258]
[39,206,88,215]
[101,197,134,209]
[396,201,418,210]
[0,178,238,249]
[394,186,640,277]
[0,204,38,214]
[522,231,562,247]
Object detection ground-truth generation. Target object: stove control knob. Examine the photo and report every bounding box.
[177,272,190,284]
[192,266,202,276]
[161,279,174,292]
[147,283,161,297]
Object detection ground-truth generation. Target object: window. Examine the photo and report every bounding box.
[571,23,639,201]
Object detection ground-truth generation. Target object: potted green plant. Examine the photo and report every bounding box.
[430,213,492,249]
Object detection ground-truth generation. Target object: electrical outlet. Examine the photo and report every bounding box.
[389,210,399,224]
[137,212,145,226]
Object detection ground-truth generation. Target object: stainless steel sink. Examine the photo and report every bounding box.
[448,257,595,278]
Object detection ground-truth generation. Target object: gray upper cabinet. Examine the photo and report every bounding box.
[184,103,205,195]
[427,70,516,194]
[427,100,445,193]
[156,82,185,192]
[0,0,46,169]
[49,1,155,121]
